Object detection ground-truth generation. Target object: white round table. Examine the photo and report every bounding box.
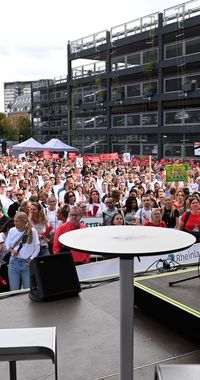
[59,226,195,380]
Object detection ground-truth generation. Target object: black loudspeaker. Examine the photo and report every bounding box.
[29,253,81,301]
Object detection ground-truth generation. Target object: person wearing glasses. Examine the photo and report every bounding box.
[8,190,25,218]
[53,206,90,264]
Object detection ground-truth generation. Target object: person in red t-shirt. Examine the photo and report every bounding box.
[53,206,90,264]
[179,196,200,242]
[144,208,166,228]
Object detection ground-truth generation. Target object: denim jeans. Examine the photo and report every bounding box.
[8,256,30,291]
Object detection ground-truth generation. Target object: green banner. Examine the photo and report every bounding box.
[166,164,189,182]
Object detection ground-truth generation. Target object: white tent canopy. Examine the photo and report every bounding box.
[12,138,44,152]
[43,138,78,152]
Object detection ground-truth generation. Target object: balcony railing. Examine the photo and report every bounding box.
[71,30,107,54]
[163,0,200,25]
[110,13,159,41]
[72,61,106,79]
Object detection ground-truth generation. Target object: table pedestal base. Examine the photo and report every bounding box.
[120,257,134,380]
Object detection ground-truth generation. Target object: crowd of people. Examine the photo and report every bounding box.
[0,153,200,292]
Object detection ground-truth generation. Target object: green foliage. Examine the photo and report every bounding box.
[183,78,192,85]
[0,112,18,140]
[95,74,101,86]
[144,59,157,78]
[16,117,32,141]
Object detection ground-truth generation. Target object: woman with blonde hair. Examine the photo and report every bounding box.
[5,212,40,290]
[144,208,166,228]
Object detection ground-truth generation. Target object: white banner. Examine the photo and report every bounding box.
[77,242,200,282]
[123,152,131,163]
[76,157,83,168]
[194,142,200,156]
[81,217,103,228]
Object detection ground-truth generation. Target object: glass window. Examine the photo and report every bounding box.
[112,87,125,101]
[84,117,94,128]
[112,115,125,127]
[143,48,157,64]
[142,113,157,126]
[112,144,124,154]
[165,112,181,125]
[127,114,140,126]
[185,110,200,124]
[142,81,157,96]
[164,146,181,157]
[127,52,140,67]
[189,74,200,89]
[95,116,107,128]
[186,37,200,55]
[127,84,141,98]
[76,118,83,128]
[165,42,182,59]
[184,145,196,157]
[142,145,158,155]
[83,93,94,103]
[111,57,126,71]
[117,135,126,142]
[165,77,182,92]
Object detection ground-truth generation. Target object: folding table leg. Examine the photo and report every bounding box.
[9,361,17,380]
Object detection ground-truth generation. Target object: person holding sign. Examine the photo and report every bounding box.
[86,189,106,217]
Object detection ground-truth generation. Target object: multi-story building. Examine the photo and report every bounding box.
[31,0,200,159]
[66,0,200,159]
[4,80,50,115]
[31,77,67,143]
[8,94,31,129]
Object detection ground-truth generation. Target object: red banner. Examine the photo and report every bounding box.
[52,153,59,159]
[68,153,77,159]
[91,156,101,163]
[43,151,51,159]
[100,153,119,161]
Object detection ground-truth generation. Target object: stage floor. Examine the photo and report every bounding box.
[0,279,200,379]
[135,266,200,314]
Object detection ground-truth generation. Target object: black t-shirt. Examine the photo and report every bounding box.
[8,202,19,218]
[0,215,9,229]
[162,208,179,228]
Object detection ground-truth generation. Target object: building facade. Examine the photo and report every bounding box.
[67,0,200,159]
[4,80,51,115]
[8,94,31,129]
[31,1,200,159]
[31,77,68,143]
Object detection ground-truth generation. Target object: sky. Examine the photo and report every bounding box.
[0,0,180,112]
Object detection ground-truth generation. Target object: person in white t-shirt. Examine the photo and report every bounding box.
[135,194,152,225]
[5,212,40,290]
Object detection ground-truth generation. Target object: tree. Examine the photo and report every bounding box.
[0,112,18,140]
[16,117,32,141]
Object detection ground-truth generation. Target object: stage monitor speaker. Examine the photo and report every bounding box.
[29,253,81,301]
